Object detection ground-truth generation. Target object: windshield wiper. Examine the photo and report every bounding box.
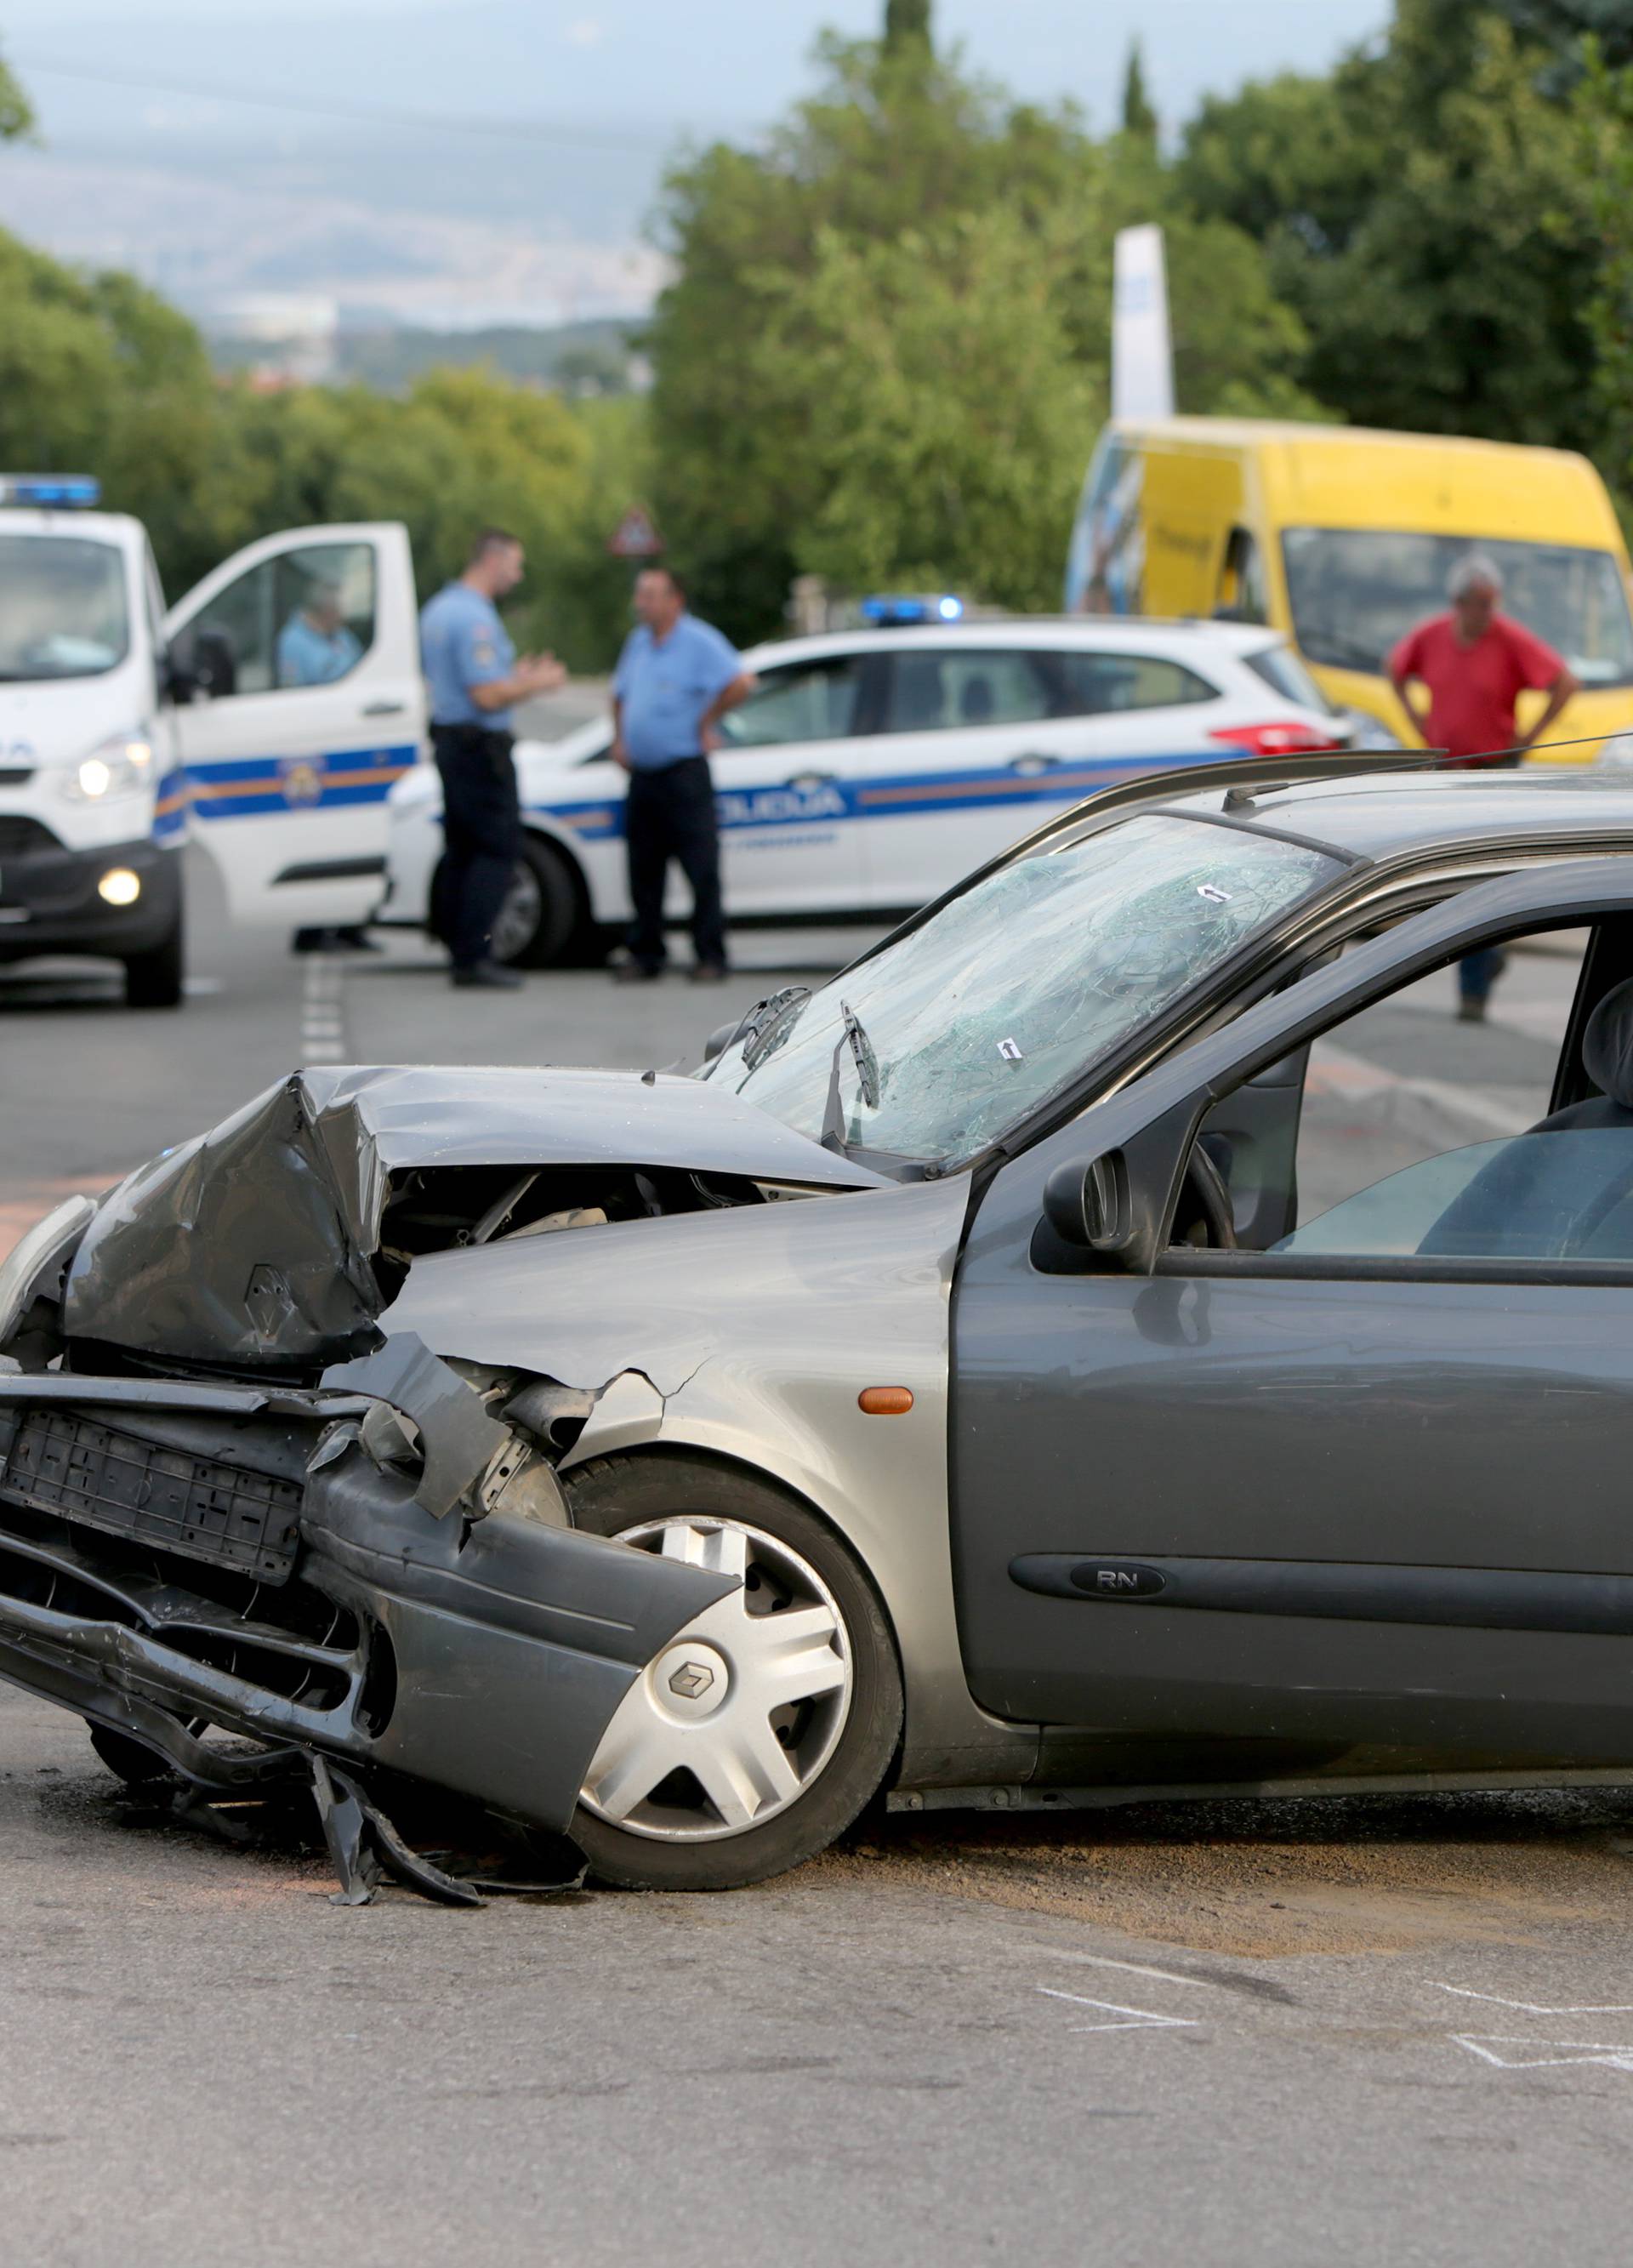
[819,1000,880,1156]
[739,985,812,1072]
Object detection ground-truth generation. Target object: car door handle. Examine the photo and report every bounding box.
[783,770,837,788]
[361,699,407,717]
[1009,753,1061,776]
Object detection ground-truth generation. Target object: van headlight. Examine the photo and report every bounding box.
[62,735,156,801]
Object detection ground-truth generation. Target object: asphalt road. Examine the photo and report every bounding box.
[2,880,1630,2268]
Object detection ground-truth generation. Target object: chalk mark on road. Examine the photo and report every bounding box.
[1037,1986,1202,2036]
[1433,1983,1633,2016]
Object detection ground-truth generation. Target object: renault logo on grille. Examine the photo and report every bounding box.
[669,1660,716,1700]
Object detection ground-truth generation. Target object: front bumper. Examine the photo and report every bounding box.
[0,832,179,960]
[0,1370,736,1848]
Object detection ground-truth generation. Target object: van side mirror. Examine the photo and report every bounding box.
[191,625,237,700]
[1043,1150,1135,1256]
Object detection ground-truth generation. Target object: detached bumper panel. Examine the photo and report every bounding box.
[0,1376,737,1836]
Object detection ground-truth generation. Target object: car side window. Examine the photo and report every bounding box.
[1182,926,1597,1257]
[883,648,1053,732]
[176,541,378,697]
[1047,652,1218,717]
[718,658,864,747]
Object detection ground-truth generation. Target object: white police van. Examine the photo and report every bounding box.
[0,476,425,1005]
[378,601,1357,967]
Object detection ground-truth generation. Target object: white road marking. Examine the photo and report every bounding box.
[299,954,348,1065]
[1037,1986,1200,2034]
[1045,1950,1235,1991]
[1451,2033,1633,2075]
[1433,1983,1633,2016]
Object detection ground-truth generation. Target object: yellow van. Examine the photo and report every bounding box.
[1064,419,1633,761]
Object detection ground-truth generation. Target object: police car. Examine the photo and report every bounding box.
[377,605,1363,966]
[0,476,425,1005]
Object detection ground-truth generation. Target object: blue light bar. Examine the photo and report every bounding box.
[860,593,964,627]
[0,475,102,510]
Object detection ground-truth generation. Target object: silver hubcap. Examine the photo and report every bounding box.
[580,1519,853,1842]
[489,858,542,964]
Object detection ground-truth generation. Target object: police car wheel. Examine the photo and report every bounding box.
[500,836,581,966]
[123,915,184,1009]
[567,1454,902,1892]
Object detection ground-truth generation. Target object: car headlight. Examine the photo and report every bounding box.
[61,734,156,801]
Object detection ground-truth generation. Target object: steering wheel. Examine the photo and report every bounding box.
[1175,1143,1238,1251]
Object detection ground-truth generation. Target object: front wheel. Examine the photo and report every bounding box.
[568,1454,902,1890]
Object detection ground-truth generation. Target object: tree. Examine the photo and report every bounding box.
[0,44,34,142]
[884,0,932,54]
[1121,42,1158,142]
[1573,41,1633,470]
[1178,3,1605,450]
[647,34,1312,637]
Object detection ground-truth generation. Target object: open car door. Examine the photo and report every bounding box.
[164,523,425,931]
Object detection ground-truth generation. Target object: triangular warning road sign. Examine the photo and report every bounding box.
[607,505,664,558]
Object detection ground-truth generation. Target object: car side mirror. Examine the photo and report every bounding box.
[703,1020,739,1065]
[1043,1150,1135,1257]
[191,625,237,700]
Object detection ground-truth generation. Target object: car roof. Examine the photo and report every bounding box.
[742,616,1280,669]
[1162,766,1633,862]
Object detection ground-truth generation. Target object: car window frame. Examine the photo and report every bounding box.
[174,539,379,698]
[1158,909,1633,1289]
[1037,647,1220,718]
[714,650,885,749]
[876,642,1060,736]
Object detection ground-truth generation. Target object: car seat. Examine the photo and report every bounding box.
[1531,975,1633,1131]
[959,676,995,726]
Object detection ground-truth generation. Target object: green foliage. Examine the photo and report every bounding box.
[1574,41,1633,469]
[1121,42,1158,142]
[647,35,1309,637]
[0,43,34,141]
[1179,3,1604,451]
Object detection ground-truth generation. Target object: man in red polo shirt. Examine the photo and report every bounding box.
[1390,553,1578,1018]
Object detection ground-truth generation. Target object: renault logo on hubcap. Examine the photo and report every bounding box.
[669,1660,715,1701]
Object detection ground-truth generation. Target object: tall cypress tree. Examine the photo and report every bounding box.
[1121,41,1158,140]
[884,0,932,54]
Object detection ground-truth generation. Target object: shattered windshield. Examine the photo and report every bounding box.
[712,812,1342,1170]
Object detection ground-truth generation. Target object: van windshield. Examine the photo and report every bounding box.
[0,535,130,681]
[1282,530,1633,687]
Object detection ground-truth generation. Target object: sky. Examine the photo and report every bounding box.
[0,0,1392,329]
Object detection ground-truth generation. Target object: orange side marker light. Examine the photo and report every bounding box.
[859,1386,914,1416]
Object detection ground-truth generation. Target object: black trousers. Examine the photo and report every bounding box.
[431,724,520,970]
[625,756,725,970]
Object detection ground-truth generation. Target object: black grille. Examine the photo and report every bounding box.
[0,1405,301,1583]
[0,816,60,857]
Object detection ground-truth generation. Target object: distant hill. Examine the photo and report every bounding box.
[208,317,647,395]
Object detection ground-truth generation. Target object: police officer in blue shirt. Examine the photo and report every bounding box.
[419,529,565,989]
[611,565,754,983]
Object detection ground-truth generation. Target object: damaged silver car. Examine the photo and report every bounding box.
[16,756,1633,1896]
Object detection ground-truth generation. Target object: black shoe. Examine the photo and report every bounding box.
[613,962,663,983]
[451,960,524,990]
[689,961,727,984]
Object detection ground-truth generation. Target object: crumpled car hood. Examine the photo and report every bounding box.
[62,1063,885,1369]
